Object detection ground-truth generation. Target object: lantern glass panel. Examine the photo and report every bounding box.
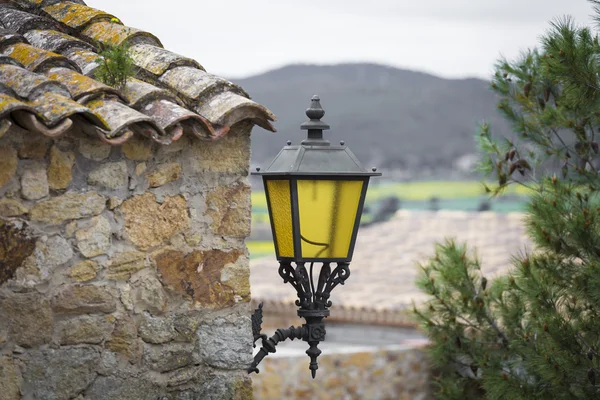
[265,179,295,257]
[297,179,363,259]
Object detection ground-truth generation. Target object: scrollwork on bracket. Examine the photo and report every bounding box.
[314,262,350,308]
[278,261,312,308]
[250,261,352,378]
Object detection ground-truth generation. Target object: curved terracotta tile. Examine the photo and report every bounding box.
[0,92,35,118]
[0,28,26,50]
[27,91,109,129]
[0,63,69,99]
[0,5,59,34]
[128,43,203,76]
[159,66,247,104]
[84,98,169,144]
[82,21,162,48]
[45,67,125,102]
[24,29,95,54]
[166,123,183,141]
[120,79,227,142]
[121,78,176,108]
[13,110,72,137]
[141,98,225,141]
[63,48,98,76]
[195,92,277,132]
[0,55,25,68]
[42,1,116,30]
[3,42,80,73]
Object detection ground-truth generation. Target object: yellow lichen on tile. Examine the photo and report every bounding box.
[0,94,29,115]
[3,43,62,71]
[46,68,119,100]
[27,91,86,124]
[43,2,117,30]
[82,21,162,48]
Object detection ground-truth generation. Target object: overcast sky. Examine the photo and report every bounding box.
[87,0,595,80]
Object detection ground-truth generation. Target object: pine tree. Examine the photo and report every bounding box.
[414,2,600,399]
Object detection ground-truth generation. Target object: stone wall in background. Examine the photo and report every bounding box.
[252,345,431,400]
[0,122,255,400]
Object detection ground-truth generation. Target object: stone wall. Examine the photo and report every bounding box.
[0,122,255,400]
[252,345,431,400]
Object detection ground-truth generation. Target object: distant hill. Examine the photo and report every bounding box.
[233,63,513,179]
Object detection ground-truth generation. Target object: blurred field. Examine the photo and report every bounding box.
[248,180,532,259]
[247,240,275,259]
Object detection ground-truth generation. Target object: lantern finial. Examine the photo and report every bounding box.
[301,95,330,145]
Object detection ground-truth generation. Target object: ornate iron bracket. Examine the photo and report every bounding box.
[248,262,350,378]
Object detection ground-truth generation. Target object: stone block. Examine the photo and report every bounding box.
[21,162,48,200]
[64,221,77,237]
[122,135,153,161]
[105,316,142,362]
[0,146,17,188]
[54,314,115,345]
[206,182,251,237]
[18,136,49,159]
[69,260,100,282]
[1,292,53,347]
[155,249,242,307]
[130,272,168,314]
[52,284,117,314]
[138,314,176,344]
[88,161,128,190]
[135,162,146,176]
[23,235,73,280]
[172,313,201,342]
[79,137,111,160]
[220,255,250,302]
[189,129,250,174]
[0,219,36,285]
[159,135,188,155]
[75,215,112,257]
[164,365,204,388]
[108,196,123,210]
[0,198,28,217]
[196,313,253,369]
[143,342,195,372]
[30,191,105,224]
[120,192,189,250]
[22,347,100,400]
[0,356,20,400]
[147,162,182,187]
[234,376,253,400]
[106,251,146,280]
[85,375,160,400]
[47,146,75,190]
[196,372,249,400]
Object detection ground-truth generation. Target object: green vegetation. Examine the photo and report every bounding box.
[95,39,134,89]
[414,3,600,399]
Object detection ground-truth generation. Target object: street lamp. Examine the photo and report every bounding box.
[248,95,381,378]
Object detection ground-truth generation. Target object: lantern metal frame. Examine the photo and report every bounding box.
[247,95,381,378]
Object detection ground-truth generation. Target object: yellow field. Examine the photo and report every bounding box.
[247,240,275,259]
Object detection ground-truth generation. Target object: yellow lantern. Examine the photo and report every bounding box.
[249,95,381,378]
[254,95,379,263]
